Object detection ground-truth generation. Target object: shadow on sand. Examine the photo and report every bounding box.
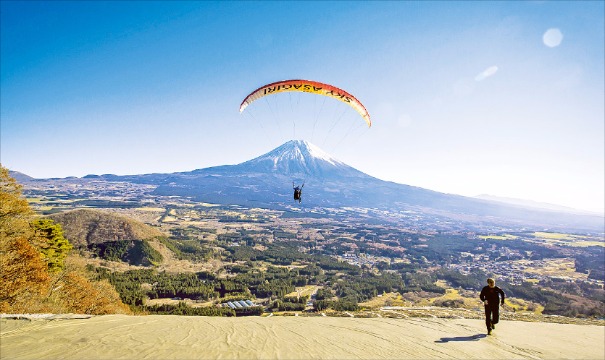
[435,334,487,343]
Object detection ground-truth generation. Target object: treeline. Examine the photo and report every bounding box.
[315,299,358,312]
[271,296,308,312]
[225,243,310,265]
[503,282,598,317]
[575,247,605,281]
[158,237,214,262]
[230,265,302,298]
[224,242,364,276]
[88,239,163,266]
[92,266,300,311]
[94,268,220,306]
[435,269,487,292]
[145,302,238,316]
[71,199,140,208]
[333,272,407,303]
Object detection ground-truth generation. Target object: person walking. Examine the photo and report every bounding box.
[479,278,505,335]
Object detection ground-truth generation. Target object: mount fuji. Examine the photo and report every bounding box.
[229,140,369,180]
[127,140,444,209]
[82,140,602,231]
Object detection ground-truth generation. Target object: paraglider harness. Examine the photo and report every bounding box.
[293,182,304,203]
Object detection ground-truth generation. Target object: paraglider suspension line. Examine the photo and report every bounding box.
[312,96,327,141]
[264,96,282,138]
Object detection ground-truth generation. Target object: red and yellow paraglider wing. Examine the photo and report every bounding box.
[239,79,371,127]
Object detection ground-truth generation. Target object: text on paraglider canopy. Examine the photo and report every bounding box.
[325,90,352,103]
[263,84,323,94]
[262,84,352,103]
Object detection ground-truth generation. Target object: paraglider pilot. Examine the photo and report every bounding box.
[293,182,304,203]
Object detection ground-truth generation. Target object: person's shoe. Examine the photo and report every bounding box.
[487,329,492,335]
[492,324,496,330]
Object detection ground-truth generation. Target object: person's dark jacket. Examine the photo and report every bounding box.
[480,286,505,306]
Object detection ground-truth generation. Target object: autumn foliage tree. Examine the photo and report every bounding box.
[0,236,50,312]
[0,167,33,234]
[0,166,50,312]
[0,165,131,314]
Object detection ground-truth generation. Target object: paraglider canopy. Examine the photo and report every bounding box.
[239,79,371,127]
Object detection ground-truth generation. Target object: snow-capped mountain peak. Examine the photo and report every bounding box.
[236,140,366,178]
[303,141,340,165]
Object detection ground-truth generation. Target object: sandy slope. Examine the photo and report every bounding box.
[1,315,603,360]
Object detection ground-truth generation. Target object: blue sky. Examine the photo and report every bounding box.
[1,1,603,214]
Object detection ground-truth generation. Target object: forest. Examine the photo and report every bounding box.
[2,165,603,318]
[89,236,603,318]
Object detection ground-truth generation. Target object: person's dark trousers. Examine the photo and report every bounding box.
[484,304,499,330]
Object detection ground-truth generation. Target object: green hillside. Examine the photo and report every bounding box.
[49,209,164,247]
[49,209,164,266]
